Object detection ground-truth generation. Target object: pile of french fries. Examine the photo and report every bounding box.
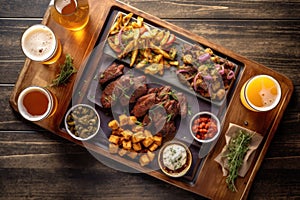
[108,114,163,166]
[108,12,179,75]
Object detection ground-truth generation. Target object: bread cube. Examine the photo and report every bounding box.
[109,143,119,154]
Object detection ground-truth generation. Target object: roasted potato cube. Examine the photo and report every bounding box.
[143,130,152,137]
[109,143,119,154]
[149,143,159,152]
[121,130,133,140]
[139,154,150,166]
[147,150,155,161]
[153,135,162,146]
[112,128,123,136]
[118,148,128,157]
[119,114,129,127]
[132,131,145,143]
[142,136,154,148]
[108,135,120,144]
[133,142,142,152]
[127,151,138,159]
[122,140,132,150]
[108,120,119,130]
[128,116,137,125]
[132,125,144,133]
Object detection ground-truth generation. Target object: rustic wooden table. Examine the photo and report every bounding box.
[1,0,299,199]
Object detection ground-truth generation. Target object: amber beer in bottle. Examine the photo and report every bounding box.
[51,0,89,31]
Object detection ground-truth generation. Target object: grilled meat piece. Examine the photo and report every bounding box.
[99,63,124,87]
[100,80,119,108]
[163,100,179,121]
[131,93,156,117]
[160,121,176,137]
[101,75,147,108]
[119,76,147,106]
[176,92,188,118]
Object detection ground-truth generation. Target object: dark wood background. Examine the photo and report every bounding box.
[1,0,299,199]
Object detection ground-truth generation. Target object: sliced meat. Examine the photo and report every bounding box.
[131,93,156,117]
[176,92,188,118]
[99,63,124,87]
[118,76,147,105]
[159,121,176,137]
[100,80,118,108]
[157,86,171,102]
[163,100,180,121]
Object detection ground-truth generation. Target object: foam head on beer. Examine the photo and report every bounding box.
[21,24,57,62]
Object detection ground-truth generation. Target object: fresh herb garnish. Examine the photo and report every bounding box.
[225,130,253,192]
[51,54,77,87]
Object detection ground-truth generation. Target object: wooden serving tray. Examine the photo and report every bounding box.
[9,0,293,199]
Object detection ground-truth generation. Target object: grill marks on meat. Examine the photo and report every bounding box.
[131,93,156,117]
[101,74,147,108]
[99,63,125,87]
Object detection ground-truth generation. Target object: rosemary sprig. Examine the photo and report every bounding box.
[51,54,77,87]
[225,130,253,192]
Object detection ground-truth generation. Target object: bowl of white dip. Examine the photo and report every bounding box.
[158,141,192,178]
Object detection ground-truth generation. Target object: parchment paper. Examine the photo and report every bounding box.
[214,123,263,177]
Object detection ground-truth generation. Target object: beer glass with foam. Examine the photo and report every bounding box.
[21,24,62,64]
[240,75,281,112]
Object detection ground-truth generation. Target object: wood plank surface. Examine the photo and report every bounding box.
[0,0,299,199]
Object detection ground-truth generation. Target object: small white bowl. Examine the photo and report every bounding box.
[64,104,100,141]
[189,111,221,143]
[158,141,192,178]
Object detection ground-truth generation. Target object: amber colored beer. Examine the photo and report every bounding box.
[240,75,281,112]
[18,86,58,121]
[51,0,89,31]
[21,24,62,64]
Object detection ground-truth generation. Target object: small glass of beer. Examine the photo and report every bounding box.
[240,75,281,112]
[51,0,90,31]
[21,24,62,65]
[17,86,58,121]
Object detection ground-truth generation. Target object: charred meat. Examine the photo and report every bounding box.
[99,63,124,87]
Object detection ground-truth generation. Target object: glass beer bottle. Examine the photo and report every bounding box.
[51,0,89,31]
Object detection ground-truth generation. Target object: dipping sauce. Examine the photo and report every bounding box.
[162,144,187,171]
[17,86,56,121]
[158,141,192,177]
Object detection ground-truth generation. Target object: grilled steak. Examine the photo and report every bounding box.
[176,92,188,118]
[101,75,147,108]
[100,79,119,108]
[131,93,156,117]
[99,63,124,87]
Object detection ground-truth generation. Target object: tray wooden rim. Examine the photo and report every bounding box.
[9,0,294,199]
